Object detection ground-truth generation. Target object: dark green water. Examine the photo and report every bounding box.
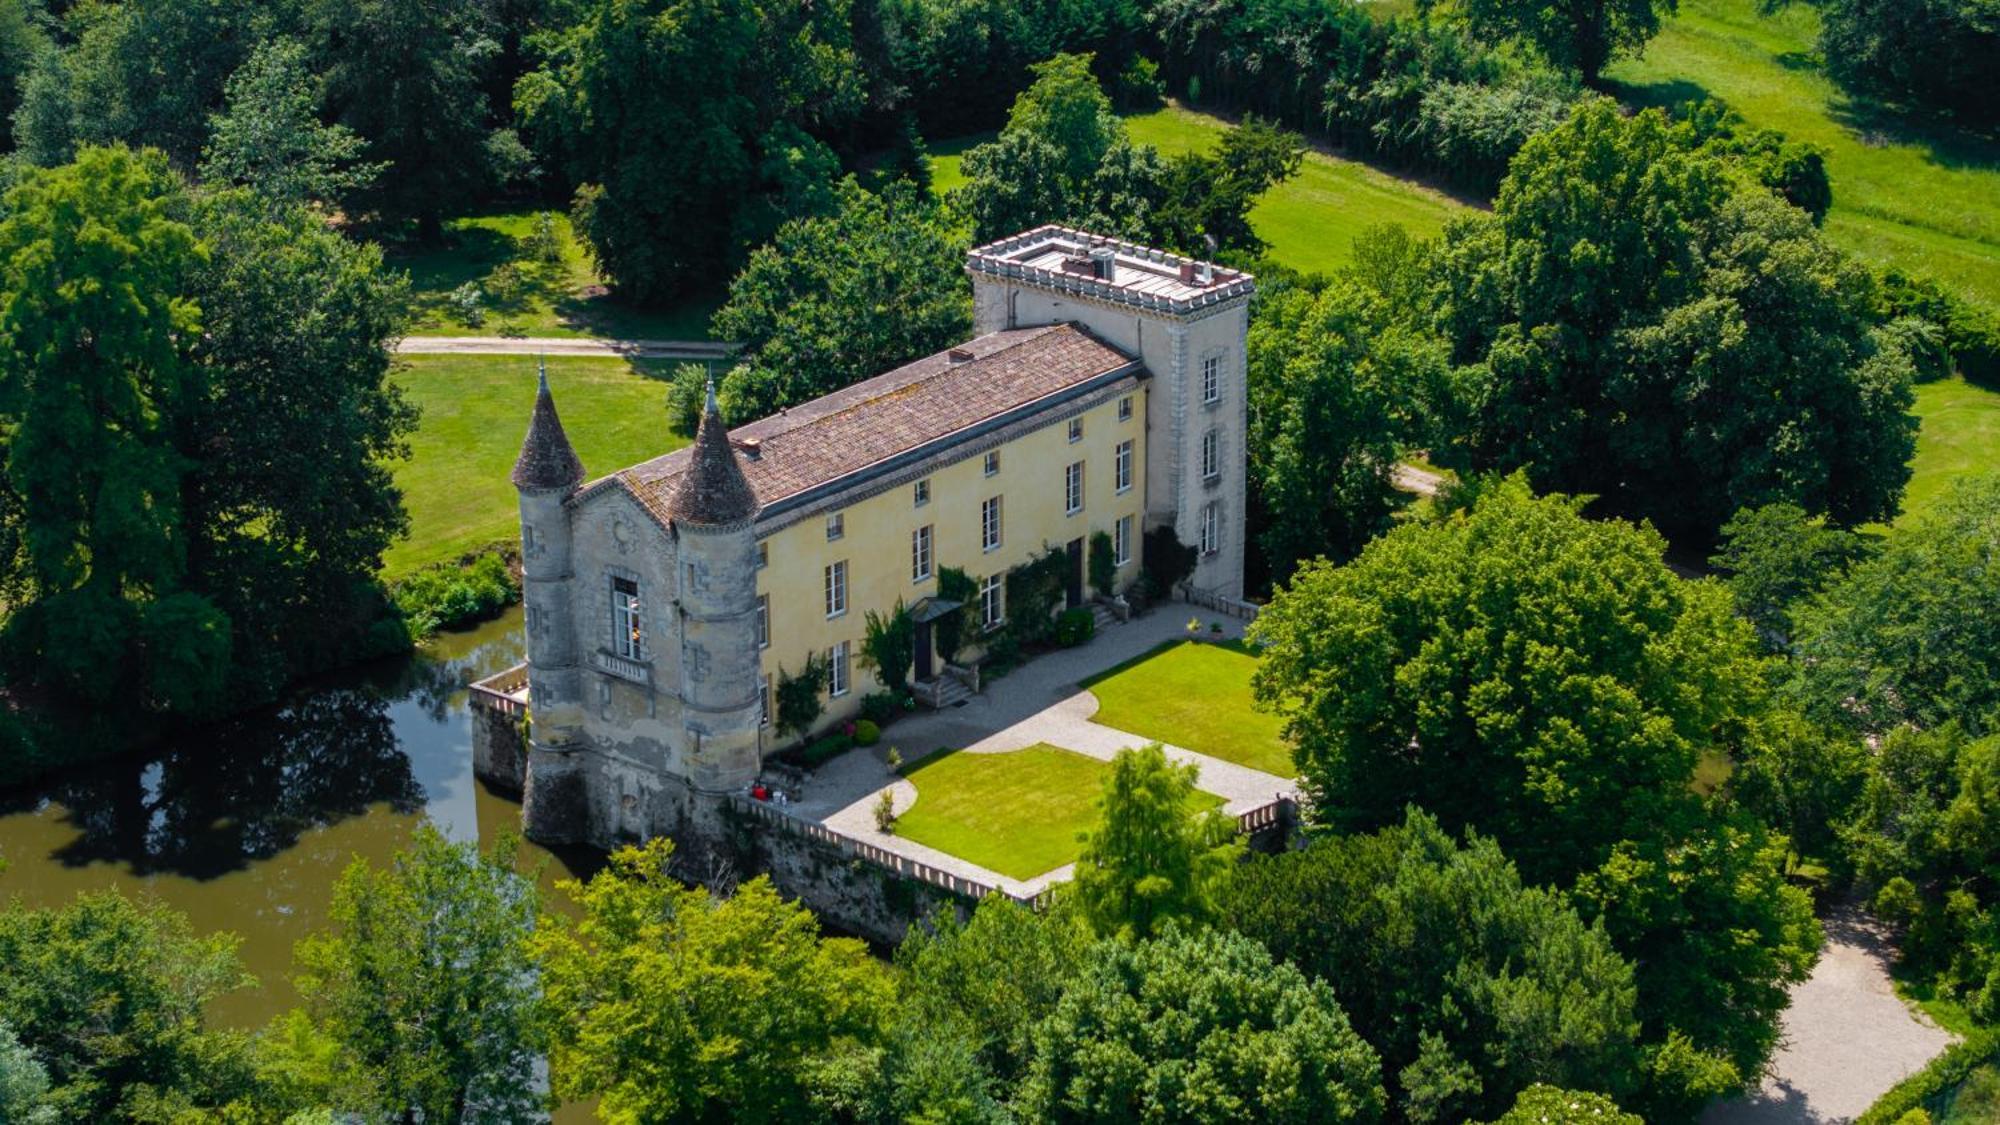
[0,607,595,1029]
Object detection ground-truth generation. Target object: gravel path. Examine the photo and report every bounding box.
[1703,903,1956,1124]
[397,335,737,360]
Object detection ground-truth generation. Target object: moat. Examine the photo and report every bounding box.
[0,607,595,1029]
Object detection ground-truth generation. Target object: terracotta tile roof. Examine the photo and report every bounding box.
[596,324,1138,526]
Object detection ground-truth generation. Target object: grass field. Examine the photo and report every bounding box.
[390,208,719,340]
[383,354,685,578]
[1902,379,2000,526]
[1605,0,2000,311]
[930,103,1470,277]
[894,743,1223,880]
[1082,640,1295,777]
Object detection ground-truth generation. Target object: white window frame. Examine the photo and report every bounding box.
[755,541,768,569]
[828,640,850,697]
[1201,503,1219,555]
[914,478,930,507]
[826,512,844,541]
[980,574,1003,631]
[759,675,771,727]
[984,450,1000,477]
[1115,439,1133,494]
[982,496,1002,552]
[912,524,934,583]
[1202,429,1220,480]
[1115,515,1133,566]
[756,593,770,649]
[1068,417,1084,443]
[825,560,847,619]
[1202,355,1220,405]
[1118,395,1133,422]
[611,576,643,660]
[1065,461,1084,516]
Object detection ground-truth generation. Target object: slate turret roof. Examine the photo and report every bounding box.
[667,381,758,526]
[511,361,585,492]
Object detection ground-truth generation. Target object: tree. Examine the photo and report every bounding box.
[1458,0,1679,83]
[1016,926,1386,1123]
[1710,503,1874,652]
[895,895,1089,1083]
[283,825,543,1123]
[0,146,223,712]
[1814,0,2000,127]
[0,0,49,153]
[0,892,259,1120]
[1788,476,2000,737]
[308,0,504,239]
[1482,1084,1643,1125]
[1222,809,1642,1122]
[517,0,863,300]
[934,566,977,664]
[9,48,77,168]
[1426,101,1917,546]
[1247,247,1451,581]
[531,839,895,1122]
[712,179,971,420]
[1249,478,1818,1112]
[1088,529,1116,596]
[0,1020,54,1124]
[200,39,383,211]
[1073,743,1240,941]
[61,0,268,169]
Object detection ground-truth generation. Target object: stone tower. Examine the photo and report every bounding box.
[668,382,763,849]
[510,361,590,842]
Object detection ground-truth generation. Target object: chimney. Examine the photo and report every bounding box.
[1179,261,1199,285]
[947,347,974,364]
[1090,245,1117,282]
[1197,260,1214,285]
[736,437,762,460]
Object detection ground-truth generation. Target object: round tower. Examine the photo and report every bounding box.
[510,361,589,842]
[667,381,764,817]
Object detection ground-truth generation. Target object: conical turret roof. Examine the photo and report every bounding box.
[511,361,586,492]
[668,381,758,525]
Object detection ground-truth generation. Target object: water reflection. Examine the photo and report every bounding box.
[0,607,592,1030]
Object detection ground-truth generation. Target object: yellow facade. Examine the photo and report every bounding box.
[755,385,1147,728]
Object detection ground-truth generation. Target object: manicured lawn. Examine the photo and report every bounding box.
[895,743,1223,880]
[1901,378,2000,526]
[390,207,720,340]
[1082,640,1295,777]
[930,103,1470,277]
[383,355,686,578]
[1605,0,2000,311]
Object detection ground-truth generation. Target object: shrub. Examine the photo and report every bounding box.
[1143,525,1197,599]
[861,601,915,694]
[1088,529,1117,597]
[801,733,854,768]
[1005,549,1069,647]
[391,549,518,638]
[1054,607,1096,648]
[1854,1029,1998,1125]
[858,691,898,727]
[853,719,881,747]
[1113,55,1164,110]
[873,789,897,833]
[935,567,977,663]
[666,362,709,436]
[446,281,484,326]
[776,653,829,740]
[522,211,565,269]
[484,261,527,310]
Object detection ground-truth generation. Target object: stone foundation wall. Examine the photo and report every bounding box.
[471,702,528,794]
[735,818,977,946]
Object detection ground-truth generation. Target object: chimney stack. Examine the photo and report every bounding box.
[1090,245,1116,282]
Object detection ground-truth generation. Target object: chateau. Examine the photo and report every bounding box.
[491,226,1253,854]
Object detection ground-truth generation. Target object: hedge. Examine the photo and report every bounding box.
[1855,1028,1999,1125]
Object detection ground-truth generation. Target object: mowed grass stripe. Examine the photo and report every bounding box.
[895,743,1224,881]
[384,354,685,578]
[1083,640,1295,778]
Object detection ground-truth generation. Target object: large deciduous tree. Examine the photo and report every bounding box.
[279,826,544,1123]
[1426,101,1917,546]
[1250,477,1819,1114]
[1017,926,1386,1123]
[1073,743,1240,942]
[1458,0,1678,83]
[200,39,383,212]
[516,0,864,301]
[1223,808,1642,1123]
[531,838,895,1121]
[1814,0,2000,127]
[710,179,971,422]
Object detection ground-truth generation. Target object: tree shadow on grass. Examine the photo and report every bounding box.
[1825,95,2000,174]
[1603,76,1717,114]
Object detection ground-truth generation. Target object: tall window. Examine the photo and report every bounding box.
[1202,430,1220,480]
[1068,417,1084,443]
[611,576,643,659]
[1115,515,1133,566]
[1201,503,1219,555]
[756,594,770,649]
[1118,395,1133,422]
[829,641,850,697]
[980,574,1003,630]
[824,560,847,618]
[982,496,1002,551]
[1115,439,1133,493]
[1202,355,1220,404]
[826,512,844,541]
[759,675,771,727]
[1065,461,1084,515]
[984,450,1001,477]
[912,524,934,582]
[755,541,768,569]
[914,478,930,507]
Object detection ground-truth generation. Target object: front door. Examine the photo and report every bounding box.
[1065,537,1084,610]
[914,619,935,682]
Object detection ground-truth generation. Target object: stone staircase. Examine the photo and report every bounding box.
[916,672,976,710]
[1090,601,1120,634]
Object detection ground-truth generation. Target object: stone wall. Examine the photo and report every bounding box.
[471,700,528,794]
[730,811,978,946]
